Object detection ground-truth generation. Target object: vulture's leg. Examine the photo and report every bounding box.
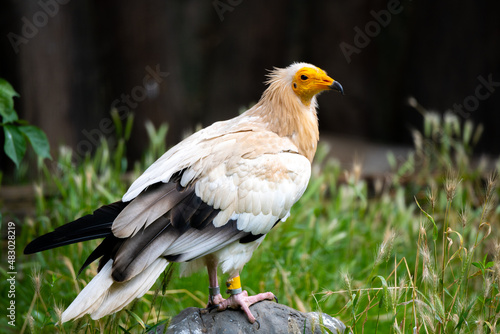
[218,274,277,323]
[206,257,225,308]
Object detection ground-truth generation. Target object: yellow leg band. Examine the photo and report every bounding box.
[226,276,241,290]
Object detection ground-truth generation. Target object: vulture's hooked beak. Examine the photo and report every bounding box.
[330,81,344,96]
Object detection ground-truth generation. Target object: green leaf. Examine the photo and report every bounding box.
[111,109,122,138]
[0,96,18,123]
[18,125,52,159]
[3,124,26,168]
[414,197,439,241]
[471,262,484,271]
[0,78,19,98]
[471,262,482,269]
[124,112,135,140]
[125,309,145,329]
[0,78,19,123]
[146,319,169,333]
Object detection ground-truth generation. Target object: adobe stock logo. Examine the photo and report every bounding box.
[212,0,243,22]
[452,74,500,118]
[339,0,406,64]
[7,0,71,54]
[75,65,169,159]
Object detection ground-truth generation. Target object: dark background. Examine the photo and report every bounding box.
[1,0,499,168]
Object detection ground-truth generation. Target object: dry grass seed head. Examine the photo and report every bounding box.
[30,267,42,295]
[353,160,362,183]
[459,207,469,229]
[445,169,462,202]
[493,262,500,286]
[417,301,436,333]
[421,259,437,289]
[341,271,353,295]
[493,241,500,283]
[486,172,497,200]
[484,275,493,300]
[481,200,494,221]
[375,229,396,265]
[393,319,403,334]
[419,224,427,238]
[480,172,498,220]
[419,244,431,267]
[28,315,35,334]
[419,243,438,288]
[431,271,439,291]
[412,129,423,153]
[451,313,460,328]
[494,241,500,259]
[54,303,64,325]
[427,185,437,211]
[397,278,407,302]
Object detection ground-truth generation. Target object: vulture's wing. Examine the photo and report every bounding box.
[108,126,311,282]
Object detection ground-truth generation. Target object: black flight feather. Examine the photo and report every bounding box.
[77,235,125,276]
[24,201,128,254]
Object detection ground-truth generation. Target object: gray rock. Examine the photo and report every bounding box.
[164,301,346,334]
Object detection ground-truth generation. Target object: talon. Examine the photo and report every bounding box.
[206,304,220,312]
[254,319,261,329]
[207,291,226,311]
[274,296,279,303]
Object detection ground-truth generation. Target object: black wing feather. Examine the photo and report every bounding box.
[111,182,254,282]
[24,201,128,254]
[77,235,124,275]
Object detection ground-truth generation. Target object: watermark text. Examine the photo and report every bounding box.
[452,74,499,118]
[6,222,16,327]
[340,0,406,64]
[7,0,71,54]
[212,0,243,21]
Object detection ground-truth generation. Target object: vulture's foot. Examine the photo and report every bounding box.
[218,290,276,323]
[202,292,226,314]
[207,293,225,308]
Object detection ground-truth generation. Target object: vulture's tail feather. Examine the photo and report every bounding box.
[61,258,169,323]
[24,201,128,254]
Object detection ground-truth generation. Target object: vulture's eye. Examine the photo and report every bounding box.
[300,75,308,80]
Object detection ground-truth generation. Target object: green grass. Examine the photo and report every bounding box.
[1,108,499,333]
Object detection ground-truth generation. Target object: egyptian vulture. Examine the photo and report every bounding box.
[24,62,344,323]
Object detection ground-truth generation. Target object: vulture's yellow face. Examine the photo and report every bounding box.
[291,66,337,106]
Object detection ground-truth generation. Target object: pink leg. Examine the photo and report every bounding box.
[205,256,225,307]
